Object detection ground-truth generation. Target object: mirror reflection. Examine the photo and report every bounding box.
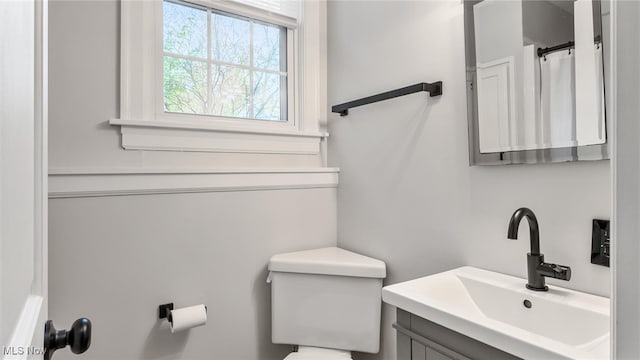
[465,0,606,156]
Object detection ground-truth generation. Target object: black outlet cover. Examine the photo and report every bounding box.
[591,219,610,267]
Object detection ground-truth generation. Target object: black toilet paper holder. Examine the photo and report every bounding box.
[158,303,174,322]
[158,302,207,323]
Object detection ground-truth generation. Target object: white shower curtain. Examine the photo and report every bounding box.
[540,49,576,148]
[593,44,605,141]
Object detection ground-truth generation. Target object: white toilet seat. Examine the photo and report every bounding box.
[283,346,352,360]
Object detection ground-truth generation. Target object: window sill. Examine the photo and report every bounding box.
[110,118,329,154]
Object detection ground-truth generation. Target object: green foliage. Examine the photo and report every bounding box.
[164,56,207,114]
[162,1,285,121]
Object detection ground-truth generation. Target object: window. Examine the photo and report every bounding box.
[113,0,327,154]
[163,1,289,121]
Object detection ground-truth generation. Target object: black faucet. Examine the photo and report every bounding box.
[507,208,572,291]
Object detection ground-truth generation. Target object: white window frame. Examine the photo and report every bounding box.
[110,0,327,155]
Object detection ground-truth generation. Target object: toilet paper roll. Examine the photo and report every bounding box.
[169,304,207,333]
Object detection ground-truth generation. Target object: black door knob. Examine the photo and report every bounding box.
[44,318,91,360]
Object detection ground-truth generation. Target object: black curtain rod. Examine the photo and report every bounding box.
[537,41,575,57]
[331,82,443,116]
[537,35,602,58]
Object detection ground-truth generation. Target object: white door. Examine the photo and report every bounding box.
[1,0,48,358]
[1,3,91,359]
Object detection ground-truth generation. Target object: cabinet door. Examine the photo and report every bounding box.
[426,347,454,360]
[412,340,427,360]
[396,326,412,360]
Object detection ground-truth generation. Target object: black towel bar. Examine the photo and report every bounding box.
[331,82,443,116]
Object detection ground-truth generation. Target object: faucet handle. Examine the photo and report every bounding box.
[537,263,572,281]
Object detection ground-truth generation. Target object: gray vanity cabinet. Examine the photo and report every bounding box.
[395,309,521,360]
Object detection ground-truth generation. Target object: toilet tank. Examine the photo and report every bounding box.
[268,247,386,353]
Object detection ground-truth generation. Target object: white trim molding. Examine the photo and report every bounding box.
[110,118,327,154]
[4,295,43,360]
[48,168,339,198]
[611,0,640,358]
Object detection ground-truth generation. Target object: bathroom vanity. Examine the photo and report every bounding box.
[395,309,518,360]
[382,267,610,360]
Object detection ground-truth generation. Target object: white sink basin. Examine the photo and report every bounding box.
[382,266,610,359]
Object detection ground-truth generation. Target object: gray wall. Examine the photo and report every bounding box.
[522,0,574,48]
[48,1,336,359]
[50,1,613,359]
[48,0,323,171]
[327,2,611,360]
[49,190,336,360]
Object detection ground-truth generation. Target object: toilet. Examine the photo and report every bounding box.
[267,247,387,360]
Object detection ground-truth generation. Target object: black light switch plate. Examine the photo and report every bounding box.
[591,219,610,267]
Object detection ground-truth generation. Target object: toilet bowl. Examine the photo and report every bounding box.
[283,346,352,360]
[268,247,387,360]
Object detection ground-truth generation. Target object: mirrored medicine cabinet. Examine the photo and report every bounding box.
[464,0,609,165]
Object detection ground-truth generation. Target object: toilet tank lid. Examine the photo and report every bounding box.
[268,247,386,278]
